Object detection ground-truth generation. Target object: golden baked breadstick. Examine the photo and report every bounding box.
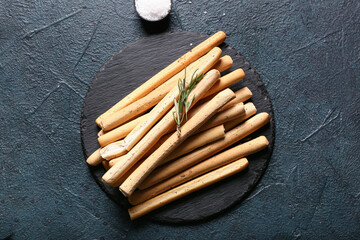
[202,68,245,98]
[218,87,252,112]
[98,114,148,147]
[109,124,225,167]
[119,89,236,196]
[100,140,127,160]
[123,47,222,150]
[86,149,102,166]
[96,31,227,126]
[130,136,268,204]
[138,109,266,190]
[196,102,245,133]
[128,158,248,220]
[102,70,221,187]
[212,55,233,72]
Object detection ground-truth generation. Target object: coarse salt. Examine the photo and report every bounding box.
[135,0,172,21]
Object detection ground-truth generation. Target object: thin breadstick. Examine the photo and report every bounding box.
[111,160,144,187]
[96,31,227,126]
[130,136,269,204]
[86,149,103,166]
[196,102,245,133]
[123,47,222,150]
[212,55,233,72]
[109,124,225,167]
[98,129,105,137]
[119,89,236,196]
[100,140,127,160]
[218,87,252,112]
[165,81,250,134]
[128,158,248,220]
[202,68,245,99]
[144,124,225,162]
[102,70,222,187]
[163,124,225,162]
[138,109,265,190]
[98,55,233,144]
[98,114,148,147]
[166,101,244,139]
[100,51,212,131]
[224,102,257,131]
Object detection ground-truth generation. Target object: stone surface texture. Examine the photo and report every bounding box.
[0,0,359,239]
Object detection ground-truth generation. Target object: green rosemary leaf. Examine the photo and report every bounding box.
[173,68,204,135]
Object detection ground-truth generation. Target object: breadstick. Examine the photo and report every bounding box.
[153,124,225,162]
[98,54,234,144]
[96,31,227,126]
[123,47,222,150]
[111,159,145,186]
[202,68,245,99]
[166,101,245,135]
[164,124,225,162]
[128,158,248,220]
[165,83,250,134]
[86,148,103,166]
[196,102,245,133]
[119,89,236,196]
[212,55,233,72]
[98,129,105,137]
[100,140,127,160]
[218,87,252,112]
[130,136,268,204]
[102,70,222,187]
[224,102,257,131]
[100,51,212,131]
[139,110,266,189]
[109,124,225,167]
[98,114,148,147]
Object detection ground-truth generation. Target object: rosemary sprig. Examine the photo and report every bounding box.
[173,68,204,135]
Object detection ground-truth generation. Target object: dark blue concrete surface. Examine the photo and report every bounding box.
[1,0,359,239]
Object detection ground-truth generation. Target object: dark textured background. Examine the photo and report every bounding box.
[0,0,359,239]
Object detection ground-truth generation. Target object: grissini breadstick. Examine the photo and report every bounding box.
[98,55,233,146]
[109,124,225,167]
[123,47,222,150]
[90,99,247,166]
[224,102,257,131]
[102,70,221,187]
[130,136,268,204]
[96,31,227,126]
[162,124,225,162]
[165,84,250,135]
[110,159,145,187]
[218,87,252,112]
[128,158,249,220]
[98,129,105,137]
[119,89,236,196]
[211,55,233,72]
[195,102,245,133]
[100,140,127,160]
[100,52,211,131]
[202,68,245,98]
[145,124,225,161]
[138,108,264,190]
[98,114,148,147]
[86,148,103,166]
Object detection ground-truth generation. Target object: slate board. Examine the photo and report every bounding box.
[80,31,275,223]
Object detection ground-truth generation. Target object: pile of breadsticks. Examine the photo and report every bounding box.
[86,31,270,220]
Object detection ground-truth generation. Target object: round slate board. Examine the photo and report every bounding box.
[81,31,275,223]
